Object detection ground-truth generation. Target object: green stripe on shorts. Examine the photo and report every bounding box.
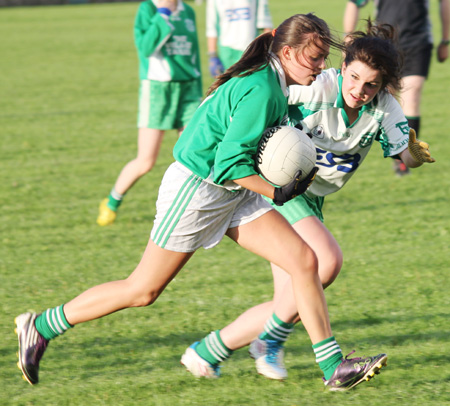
[153,174,202,248]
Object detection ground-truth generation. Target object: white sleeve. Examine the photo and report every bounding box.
[206,0,218,38]
[379,94,410,156]
[256,0,273,29]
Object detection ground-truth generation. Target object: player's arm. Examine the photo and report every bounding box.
[134,2,174,57]
[234,175,276,199]
[343,1,361,38]
[207,37,224,77]
[205,0,224,76]
[234,170,318,206]
[437,0,450,62]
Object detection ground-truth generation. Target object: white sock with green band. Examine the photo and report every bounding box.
[312,336,343,380]
[259,313,294,342]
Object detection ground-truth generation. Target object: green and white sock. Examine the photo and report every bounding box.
[195,330,233,365]
[259,313,294,342]
[312,336,343,380]
[35,304,73,341]
[107,188,124,211]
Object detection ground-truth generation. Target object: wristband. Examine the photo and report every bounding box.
[441,39,450,45]
[207,51,218,57]
[157,7,172,17]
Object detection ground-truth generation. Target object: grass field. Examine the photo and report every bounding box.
[1,1,449,405]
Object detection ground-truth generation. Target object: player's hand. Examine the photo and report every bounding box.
[408,129,435,163]
[157,0,177,12]
[294,123,313,138]
[209,56,224,77]
[273,167,318,206]
[437,41,449,63]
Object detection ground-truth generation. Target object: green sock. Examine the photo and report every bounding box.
[259,313,294,342]
[312,336,343,380]
[107,188,124,211]
[195,330,232,365]
[35,304,73,340]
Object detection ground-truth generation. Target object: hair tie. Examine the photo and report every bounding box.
[272,29,277,37]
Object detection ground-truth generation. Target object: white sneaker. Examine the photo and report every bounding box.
[181,342,220,378]
[249,338,288,380]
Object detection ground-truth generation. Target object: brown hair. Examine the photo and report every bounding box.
[206,13,343,96]
[344,19,403,93]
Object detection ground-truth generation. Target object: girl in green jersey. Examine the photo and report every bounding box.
[15,14,385,390]
[97,0,202,226]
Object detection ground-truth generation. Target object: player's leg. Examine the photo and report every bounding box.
[400,74,426,136]
[227,210,386,389]
[15,239,193,385]
[97,127,165,226]
[393,75,425,176]
[220,215,341,347]
[392,43,431,176]
[188,215,343,380]
[246,216,343,379]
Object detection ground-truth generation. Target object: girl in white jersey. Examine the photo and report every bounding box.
[206,0,273,76]
[15,14,383,391]
[186,21,434,389]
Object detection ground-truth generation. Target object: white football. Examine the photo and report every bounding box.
[256,125,317,187]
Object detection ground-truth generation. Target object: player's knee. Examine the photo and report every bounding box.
[136,157,156,175]
[295,245,319,277]
[127,284,161,307]
[321,254,343,288]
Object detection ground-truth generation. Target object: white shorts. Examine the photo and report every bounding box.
[151,162,273,252]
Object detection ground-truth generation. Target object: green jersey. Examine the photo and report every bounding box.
[173,58,290,188]
[134,1,201,82]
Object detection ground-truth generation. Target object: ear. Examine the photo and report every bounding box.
[341,62,347,74]
[281,45,293,61]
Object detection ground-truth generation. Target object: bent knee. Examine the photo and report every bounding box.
[136,158,156,175]
[320,251,343,288]
[294,244,319,276]
[127,286,161,307]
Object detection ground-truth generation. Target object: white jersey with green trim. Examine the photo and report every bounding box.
[135,0,201,82]
[206,0,273,52]
[288,68,410,197]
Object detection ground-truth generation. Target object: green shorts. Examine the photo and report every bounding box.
[219,46,244,70]
[268,193,325,224]
[137,79,202,130]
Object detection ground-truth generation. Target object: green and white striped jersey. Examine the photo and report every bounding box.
[174,57,289,188]
[288,68,410,197]
[134,0,201,82]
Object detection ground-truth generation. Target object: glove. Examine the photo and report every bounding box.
[273,167,318,206]
[408,129,435,163]
[209,56,224,77]
[294,123,313,138]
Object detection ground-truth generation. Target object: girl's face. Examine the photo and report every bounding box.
[341,60,383,110]
[281,39,329,86]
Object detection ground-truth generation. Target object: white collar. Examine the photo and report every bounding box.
[269,53,289,97]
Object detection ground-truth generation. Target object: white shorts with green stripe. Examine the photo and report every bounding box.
[151,162,274,252]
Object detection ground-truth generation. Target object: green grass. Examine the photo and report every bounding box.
[1,1,449,405]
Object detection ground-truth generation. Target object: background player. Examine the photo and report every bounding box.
[97,0,203,226]
[343,0,449,176]
[206,0,273,77]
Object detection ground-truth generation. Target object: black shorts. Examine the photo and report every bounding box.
[400,43,433,78]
